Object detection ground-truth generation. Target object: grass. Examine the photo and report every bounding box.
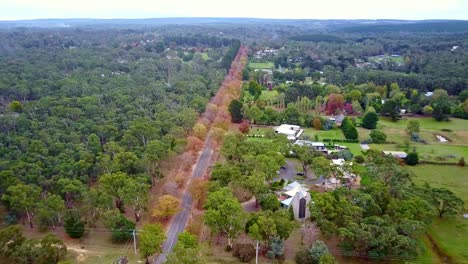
[409,165,468,263]
[259,90,279,101]
[302,128,344,140]
[199,52,209,60]
[371,143,467,163]
[368,55,404,64]
[378,117,468,131]
[428,217,468,263]
[409,165,468,204]
[248,61,275,69]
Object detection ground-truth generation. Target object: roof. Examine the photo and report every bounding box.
[425,92,434,97]
[294,140,324,147]
[280,197,293,207]
[275,124,301,136]
[383,151,408,159]
[285,181,301,190]
[284,181,309,198]
[331,159,346,166]
[284,186,309,198]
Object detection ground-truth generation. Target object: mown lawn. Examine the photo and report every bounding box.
[409,165,468,263]
[378,117,468,131]
[371,143,467,163]
[248,61,275,69]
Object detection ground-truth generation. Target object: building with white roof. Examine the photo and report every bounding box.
[275,124,304,141]
[383,151,408,159]
[279,181,311,220]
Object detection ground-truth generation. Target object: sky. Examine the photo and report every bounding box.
[1,0,468,21]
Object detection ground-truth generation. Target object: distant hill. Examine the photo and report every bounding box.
[338,20,468,33]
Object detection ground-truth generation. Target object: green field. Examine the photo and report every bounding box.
[248,61,275,69]
[409,165,468,263]
[368,55,404,64]
[199,52,209,60]
[259,90,280,101]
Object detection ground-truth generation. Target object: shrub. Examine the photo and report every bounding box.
[410,132,422,142]
[458,157,465,167]
[309,240,330,263]
[295,248,313,264]
[354,155,365,163]
[232,243,255,262]
[64,210,85,239]
[405,152,419,166]
[266,237,284,259]
[369,130,387,144]
[337,150,353,161]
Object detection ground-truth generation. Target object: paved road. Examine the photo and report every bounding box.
[154,136,213,264]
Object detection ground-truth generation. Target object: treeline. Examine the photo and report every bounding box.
[290,34,345,43]
[165,35,238,48]
[221,39,241,70]
[339,20,468,33]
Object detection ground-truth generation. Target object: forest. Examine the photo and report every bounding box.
[0,25,241,263]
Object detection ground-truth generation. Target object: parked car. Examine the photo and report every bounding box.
[296,172,304,176]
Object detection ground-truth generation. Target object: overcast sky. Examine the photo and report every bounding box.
[2,0,468,20]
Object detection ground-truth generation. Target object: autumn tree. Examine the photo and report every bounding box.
[239,121,250,134]
[326,94,344,115]
[313,117,322,130]
[193,123,207,140]
[189,179,208,209]
[153,195,180,220]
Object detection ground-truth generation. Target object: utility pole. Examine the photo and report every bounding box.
[132,229,137,255]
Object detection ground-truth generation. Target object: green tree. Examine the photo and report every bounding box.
[143,140,168,186]
[259,193,280,211]
[56,178,87,209]
[64,210,85,239]
[99,172,130,211]
[0,225,25,258]
[177,232,198,249]
[427,187,464,218]
[121,177,150,222]
[36,234,67,264]
[361,110,379,129]
[228,99,243,123]
[37,194,65,230]
[2,184,41,228]
[405,152,419,165]
[369,130,387,144]
[204,188,246,248]
[9,101,23,112]
[431,89,451,121]
[102,210,136,243]
[139,224,166,264]
[406,120,420,135]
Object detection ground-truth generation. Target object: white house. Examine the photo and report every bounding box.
[294,140,327,152]
[275,124,304,141]
[383,151,408,159]
[279,181,311,220]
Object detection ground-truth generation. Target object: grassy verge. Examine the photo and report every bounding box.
[409,165,468,263]
[248,61,275,69]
